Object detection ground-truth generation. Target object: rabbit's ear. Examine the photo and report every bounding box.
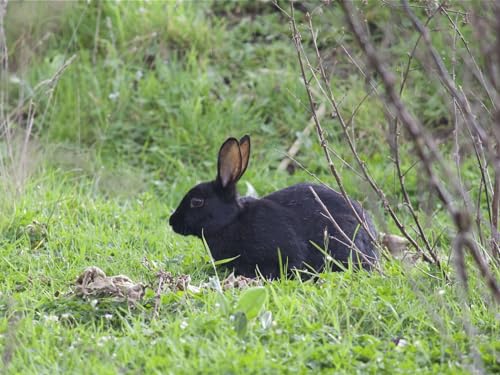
[238,135,251,179]
[217,138,242,188]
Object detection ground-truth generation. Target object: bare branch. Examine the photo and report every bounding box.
[302,7,444,268]
[309,186,380,272]
[339,0,499,301]
[401,0,499,171]
[287,3,380,251]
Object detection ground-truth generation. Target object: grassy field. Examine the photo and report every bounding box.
[1,1,499,374]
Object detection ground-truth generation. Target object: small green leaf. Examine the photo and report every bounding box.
[233,311,247,338]
[236,287,268,320]
[144,288,155,299]
[213,255,241,266]
[207,276,222,293]
[259,310,273,330]
[216,292,230,315]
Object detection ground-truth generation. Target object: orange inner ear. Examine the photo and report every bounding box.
[218,139,242,188]
[239,137,250,177]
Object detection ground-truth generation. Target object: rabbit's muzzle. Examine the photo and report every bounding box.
[169,211,187,235]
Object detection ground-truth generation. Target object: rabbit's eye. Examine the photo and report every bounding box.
[190,198,204,208]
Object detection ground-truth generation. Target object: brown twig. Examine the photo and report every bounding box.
[454,231,500,304]
[492,156,500,261]
[0,0,10,175]
[490,2,500,263]
[153,270,168,318]
[475,182,486,249]
[453,233,469,295]
[464,236,500,303]
[92,1,102,66]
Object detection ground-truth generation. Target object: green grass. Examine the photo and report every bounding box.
[1,1,499,374]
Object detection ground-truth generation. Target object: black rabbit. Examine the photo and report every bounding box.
[169,135,378,278]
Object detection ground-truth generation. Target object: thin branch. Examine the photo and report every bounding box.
[392,8,440,263]
[341,0,457,211]
[92,2,102,66]
[442,8,495,108]
[309,186,380,272]
[153,270,168,319]
[288,3,381,253]
[302,10,443,267]
[402,0,499,171]
[339,0,500,302]
[0,0,11,176]
[455,233,500,304]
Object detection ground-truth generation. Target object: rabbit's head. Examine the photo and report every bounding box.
[169,135,251,237]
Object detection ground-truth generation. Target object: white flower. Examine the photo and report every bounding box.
[44,314,59,322]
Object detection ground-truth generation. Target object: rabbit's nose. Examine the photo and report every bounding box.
[169,209,181,227]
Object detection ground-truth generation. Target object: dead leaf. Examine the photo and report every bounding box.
[381,233,421,266]
[75,266,145,305]
[381,233,409,256]
[155,271,193,293]
[219,272,262,290]
[24,220,48,250]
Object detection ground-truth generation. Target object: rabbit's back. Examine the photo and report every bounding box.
[265,183,363,217]
[264,183,377,270]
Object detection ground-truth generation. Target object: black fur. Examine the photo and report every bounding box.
[169,135,378,278]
